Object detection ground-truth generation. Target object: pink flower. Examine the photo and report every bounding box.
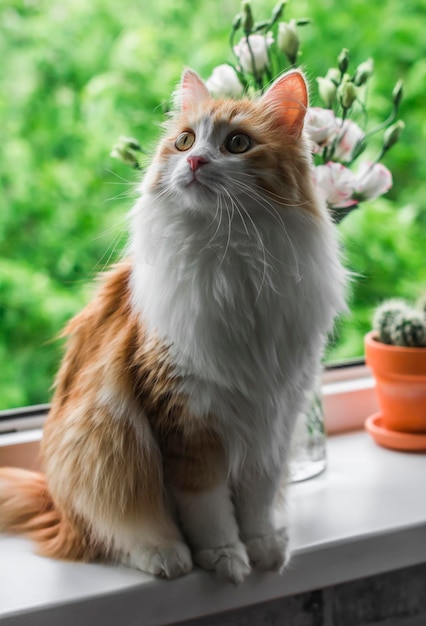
[314,162,358,209]
[304,108,338,153]
[334,119,365,162]
[234,35,273,77]
[355,162,393,200]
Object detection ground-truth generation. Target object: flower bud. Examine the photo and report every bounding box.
[338,79,357,110]
[337,48,350,74]
[353,58,374,86]
[326,68,341,86]
[383,120,405,152]
[277,20,299,64]
[110,136,143,169]
[316,77,337,108]
[271,1,286,23]
[232,13,242,31]
[242,1,254,35]
[392,80,404,109]
[253,20,270,32]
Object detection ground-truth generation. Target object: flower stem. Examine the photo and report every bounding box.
[363,104,398,141]
[245,34,264,91]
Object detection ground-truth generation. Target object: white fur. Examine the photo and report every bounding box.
[125,539,193,579]
[172,483,250,583]
[130,157,346,476]
[128,97,346,579]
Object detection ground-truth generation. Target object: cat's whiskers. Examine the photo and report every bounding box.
[151,185,175,204]
[218,184,250,238]
[102,169,141,203]
[232,179,287,223]
[104,188,139,204]
[217,191,233,271]
[219,184,271,307]
[232,199,270,308]
[233,171,311,208]
[89,213,129,274]
[219,184,250,239]
[232,180,294,240]
[92,232,125,274]
[105,168,137,185]
[198,195,225,255]
[231,196,251,238]
[90,213,128,243]
[231,179,301,282]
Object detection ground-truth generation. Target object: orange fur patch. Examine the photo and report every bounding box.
[1,262,225,563]
[0,467,100,561]
[155,95,320,218]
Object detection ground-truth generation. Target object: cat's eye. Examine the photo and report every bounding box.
[175,131,195,151]
[225,133,252,154]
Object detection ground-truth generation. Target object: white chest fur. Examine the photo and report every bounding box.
[130,192,346,473]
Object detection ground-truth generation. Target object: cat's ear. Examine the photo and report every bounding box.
[177,69,211,112]
[261,70,308,138]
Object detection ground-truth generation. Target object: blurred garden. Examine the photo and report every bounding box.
[1,0,425,409]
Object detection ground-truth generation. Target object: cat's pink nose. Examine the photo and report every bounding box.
[187,155,209,172]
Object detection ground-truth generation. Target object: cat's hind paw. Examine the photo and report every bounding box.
[195,542,251,584]
[246,527,289,572]
[127,540,193,579]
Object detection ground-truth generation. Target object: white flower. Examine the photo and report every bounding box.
[337,80,357,109]
[316,77,337,108]
[314,162,357,209]
[304,108,338,152]
[355,162,393,200]
[205,64,244,98]
[353,58,374,86]
[234,34,273,77]
[334,119,365,162]
[277,20,299,63]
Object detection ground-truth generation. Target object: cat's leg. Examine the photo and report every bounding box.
[119,518,193,579]
[233,464,290,573]
[173,481,251,584]
[162,429,250,583]
[43,399,192,579]
[234,384,315,572]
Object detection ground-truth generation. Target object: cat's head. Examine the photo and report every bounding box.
[146,69,312,215]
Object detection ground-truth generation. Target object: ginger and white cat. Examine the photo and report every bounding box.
[0,69,346,583]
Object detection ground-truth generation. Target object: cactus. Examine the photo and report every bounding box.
[373,297,426,347]
[416,292,426,314]
[373,299,410,344]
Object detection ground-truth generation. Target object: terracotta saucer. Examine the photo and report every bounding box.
[365,413,426,452]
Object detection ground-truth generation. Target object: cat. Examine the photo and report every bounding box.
[0,69,346,583]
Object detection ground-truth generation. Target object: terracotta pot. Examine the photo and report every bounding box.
[365,331,426,433]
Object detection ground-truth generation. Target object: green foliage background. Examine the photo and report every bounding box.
[1,0,425,409]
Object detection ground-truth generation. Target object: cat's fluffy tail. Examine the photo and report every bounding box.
[0,467,97,561]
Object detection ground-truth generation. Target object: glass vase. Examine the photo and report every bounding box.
[289,386,327,482]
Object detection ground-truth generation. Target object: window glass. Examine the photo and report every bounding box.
[1,0,425,409]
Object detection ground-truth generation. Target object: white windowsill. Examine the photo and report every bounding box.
[1,427,426,626]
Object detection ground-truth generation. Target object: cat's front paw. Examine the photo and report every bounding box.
[195,542,251,584]
[127,540,193,579]
[245,527,289,572]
